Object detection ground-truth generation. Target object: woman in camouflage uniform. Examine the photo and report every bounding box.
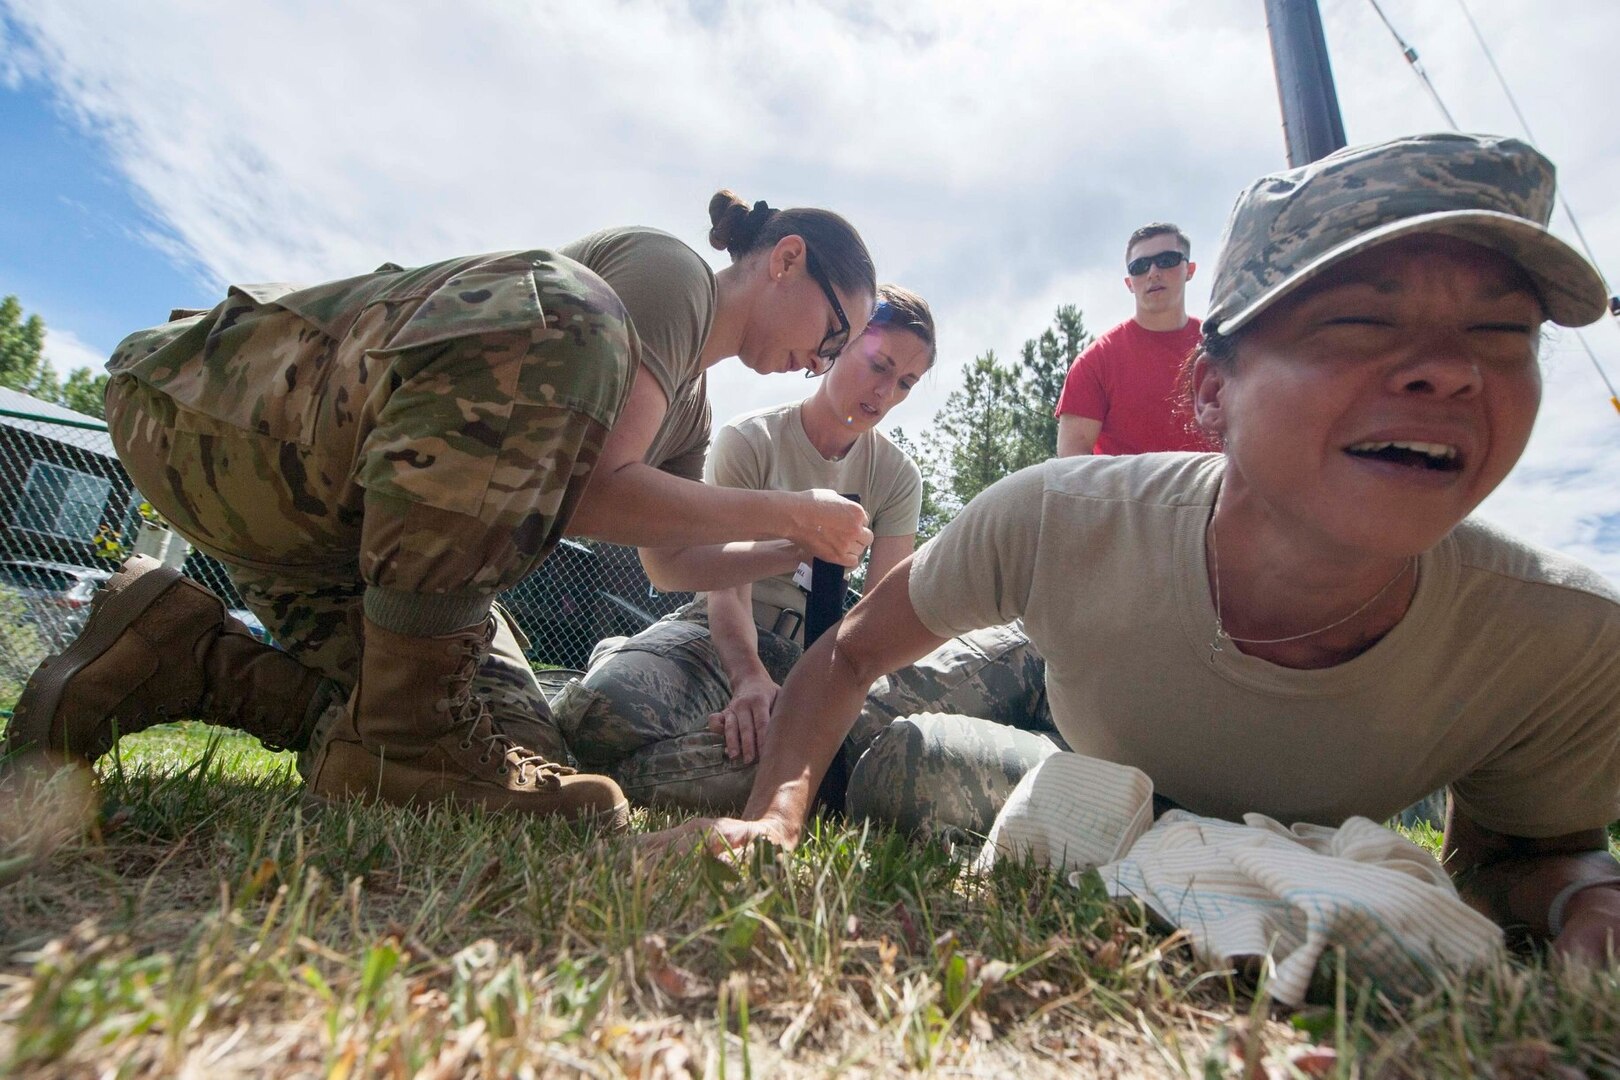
[5,192,879,829]
[552,286,937,810]
[656,134,1620,964]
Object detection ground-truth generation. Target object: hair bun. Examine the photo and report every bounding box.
[707,190,749,252]
[702,194,870,296]
[708,190,775,258]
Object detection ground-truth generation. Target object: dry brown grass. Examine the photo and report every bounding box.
[0,724,1615,1078]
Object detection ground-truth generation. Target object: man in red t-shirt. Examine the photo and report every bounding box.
[1055,223,1209,456]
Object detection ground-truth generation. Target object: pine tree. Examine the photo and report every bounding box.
[929,349,1021,513]
[887,426,949,544]
[887,303,1093,539]
[1012,304,1091,469]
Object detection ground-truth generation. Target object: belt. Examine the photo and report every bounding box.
[750,597,804,643]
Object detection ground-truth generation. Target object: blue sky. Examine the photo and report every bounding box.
[0,79,200,367]
[3,0,1620,580]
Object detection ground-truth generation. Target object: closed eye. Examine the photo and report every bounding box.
[1471,322,1534,334]
[1323,316,1394,327]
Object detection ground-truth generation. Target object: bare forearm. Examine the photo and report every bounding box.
[735,557,946,838]
[707,586,770,685]
[646,558,949,854]
[739,632,873,839]
[641,540,803,593]
[570,464,799,548]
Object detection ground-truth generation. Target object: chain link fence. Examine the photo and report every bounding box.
[0,389,690,706]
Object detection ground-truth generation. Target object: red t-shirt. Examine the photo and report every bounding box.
[1054,317,1209,455]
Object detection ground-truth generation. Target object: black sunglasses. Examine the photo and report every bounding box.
[802,247,851,378]
[1127,250,1188,277]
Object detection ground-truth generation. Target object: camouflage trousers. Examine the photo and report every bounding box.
[845,622,1063,838]
[552,614,1058,828]
[101,251,636,760]
[551,603,802,810]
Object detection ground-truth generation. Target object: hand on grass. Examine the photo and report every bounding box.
[1553,884,1620,967]
[706,675,778,763]
[638,814,798,857]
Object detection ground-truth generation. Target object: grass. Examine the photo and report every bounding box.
[0,723,1616,1078]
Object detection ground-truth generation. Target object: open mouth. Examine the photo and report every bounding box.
[1344,440,1463,473]
[858,402,880,417]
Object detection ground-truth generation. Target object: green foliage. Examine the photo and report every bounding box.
[887,426,950,545]
[59,367,110,420]
[0,584,49,710]
[0,294,107,419]
[911,305,1092,522]
[92,500,167,564]
[1014,304,1090,469]
[0,294,50,396]
[932,349,1022,514]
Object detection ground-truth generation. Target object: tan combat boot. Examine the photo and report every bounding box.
[3,556,333,762]
[304,615,630,831]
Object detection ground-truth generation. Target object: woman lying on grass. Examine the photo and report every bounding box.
[654,133,1620,965]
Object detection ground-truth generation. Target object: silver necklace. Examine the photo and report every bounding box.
[1207,512,1415,664]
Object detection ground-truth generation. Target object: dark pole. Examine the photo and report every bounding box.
[1264,0,1347,165]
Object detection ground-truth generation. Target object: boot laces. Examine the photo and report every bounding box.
[447,637,575,789]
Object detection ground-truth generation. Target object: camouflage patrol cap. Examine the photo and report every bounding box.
[1205,132,1608,335]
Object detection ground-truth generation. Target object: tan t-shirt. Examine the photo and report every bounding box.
[909,452,1620,838]
[561,228,716,480]
[707,400,923,619]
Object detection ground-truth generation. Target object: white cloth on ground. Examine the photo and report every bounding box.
[975,752,1504,1006]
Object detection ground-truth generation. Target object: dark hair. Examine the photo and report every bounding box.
[1175,325,1238,449]
[708,190,876,300]
[867,283,937,368]
[1126,222,1191,261]
[1196,323,1239,371]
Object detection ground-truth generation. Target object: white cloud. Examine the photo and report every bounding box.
[0,14,38,88]
[6,0,1620,581]
[1476,328,1620,583]
[40,325,106,375]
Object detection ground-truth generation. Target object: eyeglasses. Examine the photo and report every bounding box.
[803,247,851,378]
[1126,250,1188,277]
